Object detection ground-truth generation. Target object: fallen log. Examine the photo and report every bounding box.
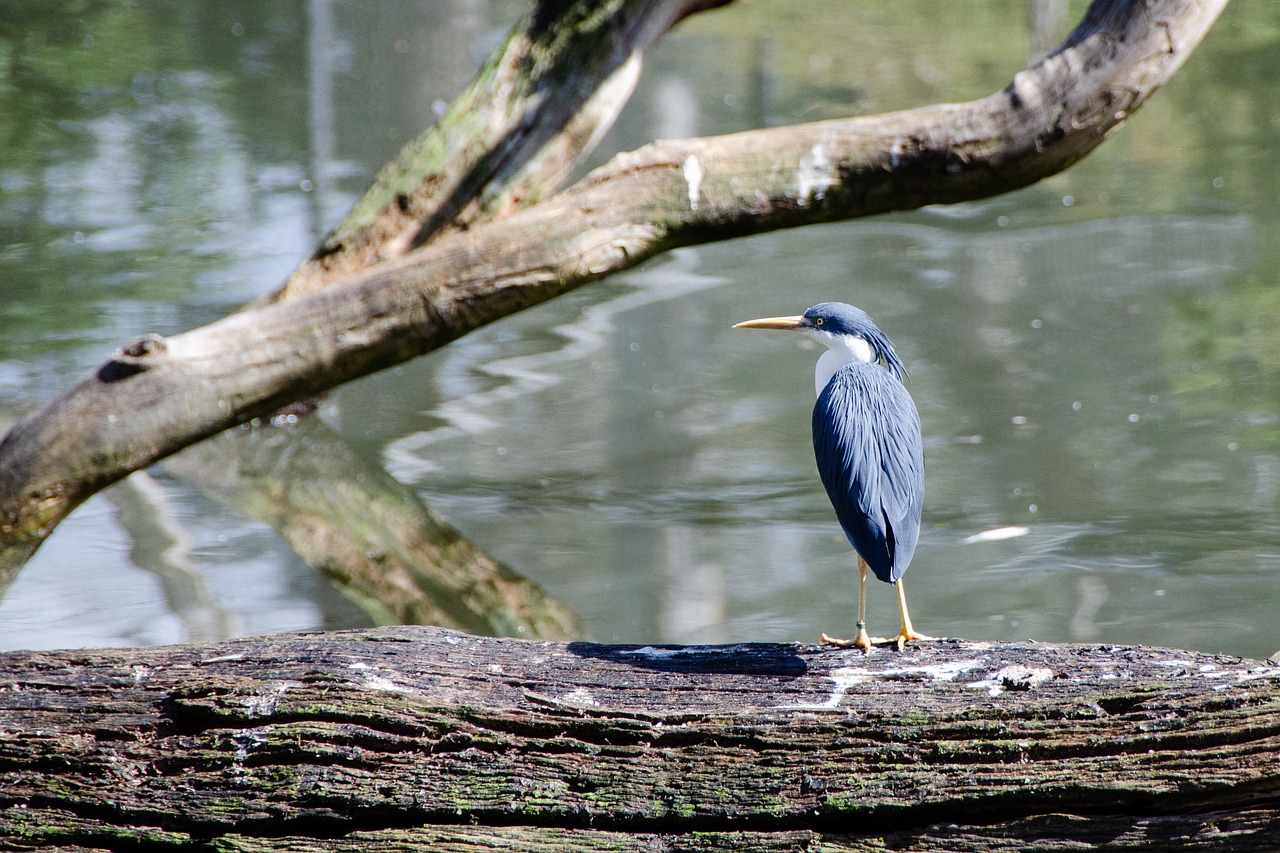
[2,628,1277,850]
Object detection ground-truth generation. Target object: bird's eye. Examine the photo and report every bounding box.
[814,318,824,326]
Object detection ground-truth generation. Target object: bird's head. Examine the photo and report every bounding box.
[734,302,909,382]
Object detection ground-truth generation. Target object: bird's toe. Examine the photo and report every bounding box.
[821,628,886,653]
[891,628,938,650]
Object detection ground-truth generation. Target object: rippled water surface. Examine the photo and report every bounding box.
[2,2,1277,659]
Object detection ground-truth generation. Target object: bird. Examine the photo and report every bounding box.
[734,302,931,652]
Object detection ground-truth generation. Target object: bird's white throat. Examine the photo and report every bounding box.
[809,330,875,396]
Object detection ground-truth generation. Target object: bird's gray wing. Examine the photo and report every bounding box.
[813,365,924,583]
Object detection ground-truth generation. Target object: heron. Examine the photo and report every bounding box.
[734,302,932,652]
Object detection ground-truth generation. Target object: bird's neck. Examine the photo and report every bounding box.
[813,334,875,396]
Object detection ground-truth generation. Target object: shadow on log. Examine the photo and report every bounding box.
[2,629,1278,850]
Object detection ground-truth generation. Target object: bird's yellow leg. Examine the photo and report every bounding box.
[890,578,936,650]
[821,558,888,652]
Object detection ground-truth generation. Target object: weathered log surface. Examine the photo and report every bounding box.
[1,627,1277,850]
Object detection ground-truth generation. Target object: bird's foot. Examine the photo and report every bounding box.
[820,627,888,653]
[889,627,938,651]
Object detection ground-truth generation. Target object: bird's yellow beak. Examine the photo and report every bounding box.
[732,315,806,331]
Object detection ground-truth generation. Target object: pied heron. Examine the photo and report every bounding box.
[735,302,933,652]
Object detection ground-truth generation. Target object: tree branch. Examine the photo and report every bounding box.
[271,0,736,303]
[0,0,735,584]
[0,0,1228,578]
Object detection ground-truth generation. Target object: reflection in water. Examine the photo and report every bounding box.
[1,2,1278,658]
[1070,576,1108,642]
[166,416,583,641]
[106,472,242,643]
[381,209,1278,657]
[384,251,729,477]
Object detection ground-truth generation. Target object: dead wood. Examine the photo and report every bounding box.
[1,628,1277,850]
[0,0,1230,580]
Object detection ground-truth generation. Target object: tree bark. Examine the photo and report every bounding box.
[268,0,735,303]
[1,629,1277,850]
[0,0,1230,577]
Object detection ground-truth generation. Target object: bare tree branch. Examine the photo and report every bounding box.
[0,0,735,585]
[270,0,736,303]
[157,0,722,638]
[0,0,1229,579]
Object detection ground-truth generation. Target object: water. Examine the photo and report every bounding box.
[1,1,1277,659]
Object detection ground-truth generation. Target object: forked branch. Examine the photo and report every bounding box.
[0,0,1229,579]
